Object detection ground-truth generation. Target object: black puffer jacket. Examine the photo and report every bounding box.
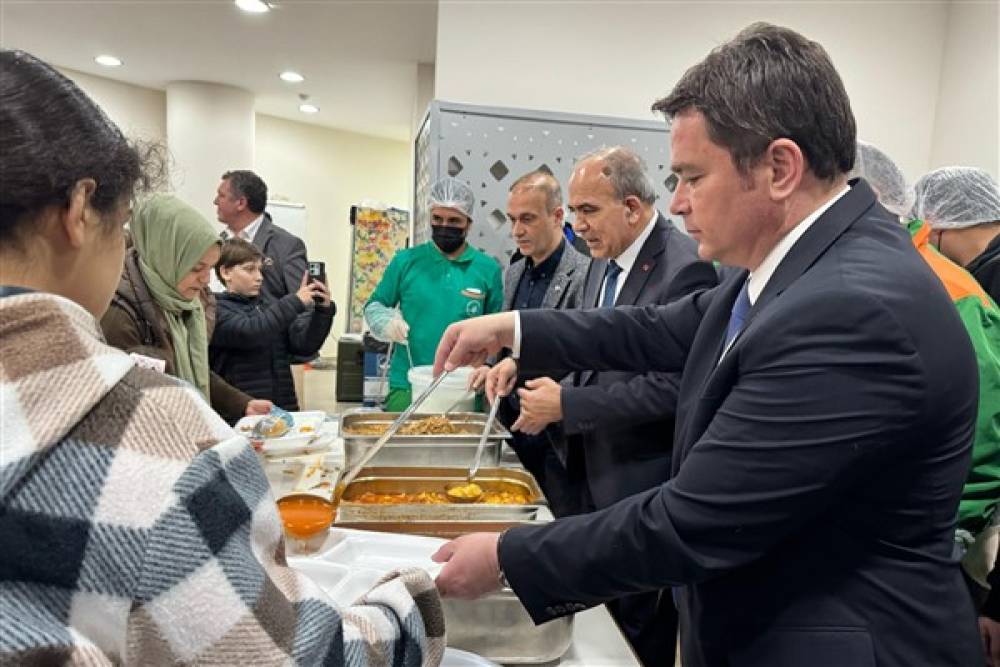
[210,292,335,411]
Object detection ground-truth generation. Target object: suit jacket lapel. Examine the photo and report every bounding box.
[584,258,608,309]
[674,181,879,467]
[542,248,577,309]
[727,180,878,351]
[503,261,526,311]
[253,214,274,251]
[576,259,607,386]
[615,214,668,306]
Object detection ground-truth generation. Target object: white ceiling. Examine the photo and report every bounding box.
[0,0,438,141]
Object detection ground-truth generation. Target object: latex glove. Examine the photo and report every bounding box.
[512,377,562,435]
[485,358,518,404]
[245,399,273,416]
[432,532,503,599]
[385,317,410,344]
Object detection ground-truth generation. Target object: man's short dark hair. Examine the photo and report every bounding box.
[653,23,856,181]
[222,170,267,214]
[216,238,263,284]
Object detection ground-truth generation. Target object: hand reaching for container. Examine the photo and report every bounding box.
[433,312,517,375]
[245,399,273,416]
[432,532,503,599]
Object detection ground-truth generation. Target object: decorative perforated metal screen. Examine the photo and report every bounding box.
[413,101,678,265]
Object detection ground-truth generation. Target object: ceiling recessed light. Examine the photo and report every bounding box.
[280,71,304,83]
[299,103,320,114]
[235,0,270,13]
[94,54,123,68]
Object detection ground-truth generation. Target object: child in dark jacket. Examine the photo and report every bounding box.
[210,239,334,411]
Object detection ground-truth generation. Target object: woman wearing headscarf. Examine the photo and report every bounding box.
[101,193,271,422]
[0,48,445,666]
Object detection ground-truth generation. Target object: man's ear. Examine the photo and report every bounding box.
[766,139,804,202]
[623,195,643,224]
[552,206,565,226]
[218,265,232,286]
[61,178,98,248]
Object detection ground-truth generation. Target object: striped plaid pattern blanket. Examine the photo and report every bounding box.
[0,291,445,666]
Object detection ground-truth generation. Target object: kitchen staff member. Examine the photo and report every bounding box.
[365,176,503,410]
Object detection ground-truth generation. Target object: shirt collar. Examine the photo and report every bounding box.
[526,238,565,277]
[747,187,849,305]
[613,208,658,273]
[229,213,265,242]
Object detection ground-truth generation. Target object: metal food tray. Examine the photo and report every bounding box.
[340,412,511,442]
[341,412,511,468]
[343,436,504,469]
[336,466,544,522]
[334,519,540,540]
[445,593,573,664]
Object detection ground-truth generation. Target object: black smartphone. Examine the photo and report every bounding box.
[307,261,326,303]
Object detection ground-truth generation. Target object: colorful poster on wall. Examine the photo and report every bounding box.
[346,206,410,333]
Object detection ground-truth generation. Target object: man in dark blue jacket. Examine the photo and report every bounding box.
[210,239,334,411]
[430,23,982,667]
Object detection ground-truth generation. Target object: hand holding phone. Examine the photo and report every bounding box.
[307,261,327,305]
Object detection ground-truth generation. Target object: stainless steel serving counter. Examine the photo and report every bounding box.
[267,412,639,666]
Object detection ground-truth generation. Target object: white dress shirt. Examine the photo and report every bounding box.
[225,213,265,243]
[717,186,850,360]
[597,207,659,306]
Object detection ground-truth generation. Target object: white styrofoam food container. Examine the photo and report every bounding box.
[235,410,327,455]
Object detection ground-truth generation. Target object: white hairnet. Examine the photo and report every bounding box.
[848,141,914,217]
[428,177,475,220]
[912,167,1000,230]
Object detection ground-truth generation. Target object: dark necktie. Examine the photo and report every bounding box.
[723,279,751,349]
[601,260,623,308]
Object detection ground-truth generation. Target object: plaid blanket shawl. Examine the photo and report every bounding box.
[0,292,445,666]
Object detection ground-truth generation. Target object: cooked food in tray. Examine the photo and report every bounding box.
[345,414,467,436]
[353,488,530,505]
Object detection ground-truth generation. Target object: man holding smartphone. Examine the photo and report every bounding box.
[215,170,330,403]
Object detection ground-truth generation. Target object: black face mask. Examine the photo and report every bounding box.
[431,225,466,254]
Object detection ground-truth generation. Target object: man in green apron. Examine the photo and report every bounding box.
[365,177,503,410]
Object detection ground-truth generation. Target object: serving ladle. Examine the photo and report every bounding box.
[445,396,502,503]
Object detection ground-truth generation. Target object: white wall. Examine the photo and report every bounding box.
[167,81,255,225]
[57,69,411,356]
[435,1,988,183]
[930,0,1000,177]
[255,114,411,352]
[56,67,166,142]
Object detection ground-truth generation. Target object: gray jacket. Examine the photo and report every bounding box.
[502,240,590,311]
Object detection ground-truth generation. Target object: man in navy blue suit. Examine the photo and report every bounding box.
[430,22,982,667]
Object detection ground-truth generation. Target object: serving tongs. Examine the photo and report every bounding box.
[337,369,453,492]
